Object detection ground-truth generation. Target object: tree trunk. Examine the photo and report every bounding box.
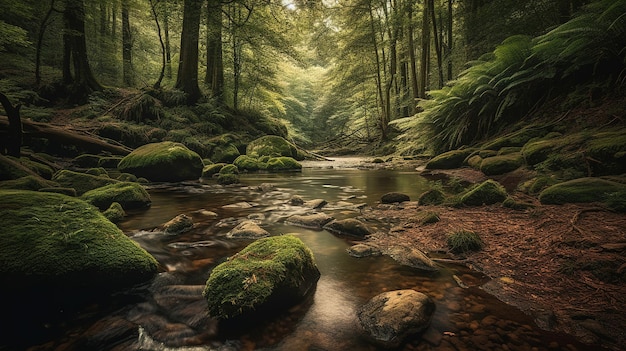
[175,0,203,105]
[150,0,166,89]
[407,2,419,113]
[163,0,172,79]
[431,0,444,88]
[419,0,431,98]
[122,0,134,87]
[36,0,58,87]
[368,0,387,139]
[206,0,224,103]
[63,0,103,102]
[447,0,453,80]
[0,93,22,157]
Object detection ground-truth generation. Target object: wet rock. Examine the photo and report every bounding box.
[289,195,305,206]
[347,244,382,258]
[381,192,410,204]
[222,201,255,209]
[357,289,435,348]
[81,182,152,210]
[305,199,327,209]
[286,213,334,229]
[323,218,373,238]
[385,246,439,272]
[226,220,270,239]
[193,209,218,219]
[255,183,275,192]
[160,214,194,234]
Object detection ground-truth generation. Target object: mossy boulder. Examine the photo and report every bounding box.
[117,173,138,182]
[39,187,77,197]
[586,131,626,175]
[52,169,119,195]
[521,139,558,166]
[246,135,302,160]
[85,167,109,177]
[203,235,320,319]
[118,142,203,182]
[481,126,548,150]
[103,202,126,223]
[425,149,475,169]
[0,155,39,181]
[72,154,102,168]
[479,153,524,176]
[381,192,410,204]
[0,176,59,191]
[202,163,226,178]
[265,157,302,172]
[233,155,264,171]
[466,155,483,169]
[209,143,240,163]
[81,182,151,210]
[0,190,158,294]
[98,156,123,169]
[219,164,239,175]
[459,180,508,206]
[418,189,446,206]
[323,218,373,238]
[217,173,239,185]
[160,214,194,234]
[539,177,626,208]
[17,157,54,179]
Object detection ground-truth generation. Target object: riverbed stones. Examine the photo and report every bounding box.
[381,192,410,204]
[118,141,204,182]
[347,243,382,258]
[323,218,373,238]
[357,289,435,348]
[226,220,270,239]
[203,235,320,319]
[52,169,119,195]
[160,214,194,234]
[385,246,439,272]
[285,213,334,229]
[304,198,327,209]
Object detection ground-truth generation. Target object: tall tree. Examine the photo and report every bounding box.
[175,0,203,104]
[150,0,166,88]
[63,0,103,102]
[418,0,430,98]
[121,0,134,86]
[205,0,224,102]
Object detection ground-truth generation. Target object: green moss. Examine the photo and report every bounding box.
[18,157,54,179]
[72,154,102,168]
[246,135,300,160]
[418,211,440,225]
[118,141,204,182]
[479,153,524,176]
[203,235,319,319]
[39,187,77,197]
[81,182,151,210]
[586,131,626,175]
[202,163,226,178]
[481,126,548,150]
[219,164,239,175]
[425,149,475,169]
[233,155,263,171]
[527,176,559,195]
[117,173,138,182]
[217,173,239,185]
[497,147,522,155]
[539,177,626,206]
[418,189,446,205]
[459,180,508,206]
[447,230,483,254]
[52,169,119,195]
[210,143,241,163]
[85,167,109,177]
[502,197,534,210]
[103,202,126,223]
[98,156,123,169]
[466,155,483,169]
[0,190,158,292]
[0,176,59,191]
[265,157,302,172]
[0,155,38,180]
[521,139,558,165]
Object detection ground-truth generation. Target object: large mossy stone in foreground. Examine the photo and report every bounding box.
[0,190,158,293]
[0,175,59,191]
[52,169,119,195]
[459,179,508,206]
[203,235,320,320]
[425,149,475,170]
[246,135,303,160]
[0,155,39,181]
[539,177,626,209]
[81,182,151,210]
[118,142,204,182]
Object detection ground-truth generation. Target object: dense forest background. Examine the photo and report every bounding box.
[0,0,623,156]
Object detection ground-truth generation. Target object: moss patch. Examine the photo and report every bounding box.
[217,173,239,185]
[479,153,524,176]
[265,157,302,172]
[418,189,446,206]
[447,230,483,254]
[202,163,226,178]
[0,155,38,181]
[539,177,626,208]
[203,235,320,319]
[0,190,158,292]
[103,202,126,223]
[425,149,475,170]
[210,143,240,163]
[246,135,300,160]
[81,182,151,210]
[233,155,264,171]
[0,176,59,191]
[219,164,239,175]
[52,170,119,195]
[459,180,508,206]
[118,141,203,182]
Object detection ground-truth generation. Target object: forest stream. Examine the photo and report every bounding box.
[15,158,605,351]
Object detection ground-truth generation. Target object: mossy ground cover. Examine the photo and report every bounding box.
[52,169,119,195]
[458,180,508,206]
[0,190,158,292]
[246,135,301,160]
[203,235,319,319]
[539,177,626,210]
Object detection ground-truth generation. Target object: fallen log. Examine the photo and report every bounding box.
[0,116,132,156]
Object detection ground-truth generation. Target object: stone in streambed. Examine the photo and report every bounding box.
[323,218,373,238]
[347,244,382,258]
[381,192,410,204]
[385,246,439,272]
[118,141,204,182]
[226,220,269,239]
[159,214,194,234]
[286,213,334,229]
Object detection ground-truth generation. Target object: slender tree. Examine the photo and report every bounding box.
[418,0,430,98]
[150,0,166,89]
[122,0,134,86]
[175,0,203,104]
[206,0,224,102]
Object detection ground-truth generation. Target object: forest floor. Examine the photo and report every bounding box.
[352,162,626,351]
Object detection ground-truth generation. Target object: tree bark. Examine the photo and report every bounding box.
[419,0,431,98]
[175,0,203,105]
[206,0,224,103]
[447,0,453,80]
[0,93,22,157]
[36,0,58,87]
[122,0,134,86]
[150,0,166,89]
[431,0,444,88]
[407,2,419,113]
[163,0,172,79]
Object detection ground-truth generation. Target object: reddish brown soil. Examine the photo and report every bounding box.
[361,201,626,350]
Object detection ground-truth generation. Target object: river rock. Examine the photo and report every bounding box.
[357,289,435,348]
[289,195,305,206]
[226,220,270,239]
[385,246,439,272]
[304,199,327,209]
[52,169,119,195]
[323,218,373,238]
[203,235,320,319]
[118,141,204,182]
[246,135,302,160]
[160,214,194,234]
[81,181,152,210]
[347,243,382,258]
[381,192,410,204]
[285,213,334,229]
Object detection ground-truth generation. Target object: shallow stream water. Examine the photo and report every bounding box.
[20,159,601,351]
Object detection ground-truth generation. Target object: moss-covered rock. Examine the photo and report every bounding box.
[52,169,119,195]
[479,153,524,176]
[0,155,39,181]
[323,218,373,237]
[118,141,203,182]
[81,182,151,210]
[103,202,126,223]
[72,154,102,168]
[85,167,109,177]
[217,173,239,185]
[425,149,475,169]
[521,139,558,166]
[219,164,239,175]
[418,189,446,206]
[209,143,240,163]
[459,180,508,206]
[201,163,226,178]
[17,157,54,179]
[98,156,123,169]
[116,172,138,182]
[265,157,302,172]
[539,177,626,207]
[381,192,410,204]
[466,155,483,169]
[0,190,158,293]
[481,126,548,150]
[0,176,59,191]
[160,214,194,234]
[246,135,301,160]
[203,235,320,319]
[39,187,77,197]
[586,131,626,175]
[233,155,264,171]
